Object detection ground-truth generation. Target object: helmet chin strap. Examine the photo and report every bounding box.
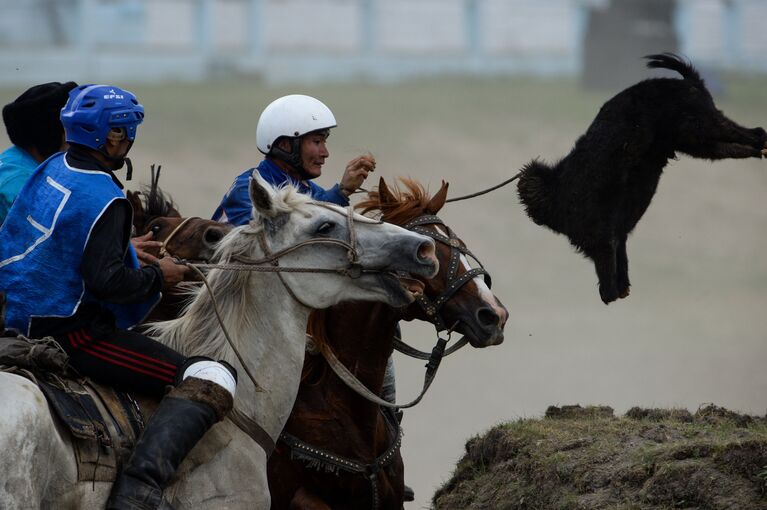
[270,137,313,180]
[99,140,135,180]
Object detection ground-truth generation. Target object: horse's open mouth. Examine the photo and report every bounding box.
[396,272,425,297]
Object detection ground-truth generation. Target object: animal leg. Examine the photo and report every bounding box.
[615,237,631,299]
[290,487,333,510]
[589,241,619,304]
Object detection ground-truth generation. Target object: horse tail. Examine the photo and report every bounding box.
[644,53,703,84]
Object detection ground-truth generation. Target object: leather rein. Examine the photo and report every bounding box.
[312,213,491,410]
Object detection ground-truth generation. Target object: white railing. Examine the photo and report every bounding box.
[0,0,764,85]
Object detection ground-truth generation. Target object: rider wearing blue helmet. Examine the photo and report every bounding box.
[0,84,237,510]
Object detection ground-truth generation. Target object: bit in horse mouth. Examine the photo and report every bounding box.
[395,271,425,296]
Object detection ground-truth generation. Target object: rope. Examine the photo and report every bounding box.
[445,171,522,203]
[184,263,264,393]
[158,216,197,257]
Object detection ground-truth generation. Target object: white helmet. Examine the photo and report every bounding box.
[256,94,337,155]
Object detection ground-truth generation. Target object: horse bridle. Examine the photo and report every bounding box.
[307,212,494,411]
[402,214,491,332]
[156,216,199,258]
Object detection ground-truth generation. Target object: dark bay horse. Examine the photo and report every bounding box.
[126,169,231,322]
[127,182,229,264]
[267,177,508,510]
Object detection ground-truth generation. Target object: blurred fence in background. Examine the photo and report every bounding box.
[1,0,766,86]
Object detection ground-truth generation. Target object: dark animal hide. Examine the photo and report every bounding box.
[517,53,767,304]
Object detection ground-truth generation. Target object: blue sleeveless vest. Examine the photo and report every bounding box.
[0,153,159,334]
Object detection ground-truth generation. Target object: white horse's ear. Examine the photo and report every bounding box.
[249,171,278,219]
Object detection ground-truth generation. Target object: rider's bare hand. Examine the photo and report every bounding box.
[340,153,376,196]
[131,231,162,266]
[157,256,189,289]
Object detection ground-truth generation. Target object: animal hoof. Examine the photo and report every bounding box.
[599,288,619,305]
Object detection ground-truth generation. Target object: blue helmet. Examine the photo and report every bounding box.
[60,84,144,151]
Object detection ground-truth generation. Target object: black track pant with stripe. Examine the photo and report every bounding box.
[31,312,185,398]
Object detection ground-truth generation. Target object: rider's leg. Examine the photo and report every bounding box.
[106,357,237,510]
[34,315,237,510]
[32,308,187,397]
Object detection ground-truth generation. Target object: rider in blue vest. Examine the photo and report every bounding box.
[0,81,77,224]
[211,94,376,225]
[0,84,237,510]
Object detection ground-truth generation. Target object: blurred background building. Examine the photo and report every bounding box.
[1,0,766,87]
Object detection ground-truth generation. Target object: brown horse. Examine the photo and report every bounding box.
[127,184,229,264]
[126,171,231,323]
[267,177,508,510]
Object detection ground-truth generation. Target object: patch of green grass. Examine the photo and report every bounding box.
[434,409,767,510]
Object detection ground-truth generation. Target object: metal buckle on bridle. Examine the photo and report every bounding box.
[426,321,458,372]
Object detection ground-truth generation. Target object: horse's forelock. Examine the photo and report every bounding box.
[140,184,179,218]
[357,177,431,226]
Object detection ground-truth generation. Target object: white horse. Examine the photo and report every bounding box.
[0,174,438,510]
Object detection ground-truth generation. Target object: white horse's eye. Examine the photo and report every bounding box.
[315,221,335,235]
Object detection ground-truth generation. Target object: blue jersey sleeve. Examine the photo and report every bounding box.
[309,182,349,206]
[211,172,253,226]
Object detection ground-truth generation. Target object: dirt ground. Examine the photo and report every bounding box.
[2,73,766,509]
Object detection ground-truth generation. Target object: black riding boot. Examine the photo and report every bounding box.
[106,377,233,510]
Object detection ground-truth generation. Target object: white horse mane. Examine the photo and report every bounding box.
[146,184,315,362]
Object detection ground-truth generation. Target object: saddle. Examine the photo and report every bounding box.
[0,330,144,482]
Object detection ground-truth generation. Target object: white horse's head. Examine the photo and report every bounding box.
[221,172,438,309]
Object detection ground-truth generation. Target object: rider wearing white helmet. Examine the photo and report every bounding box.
[212,94,375,225]
[213,94,415,503]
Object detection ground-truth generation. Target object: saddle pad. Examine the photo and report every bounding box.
[35,376,144,482]
[1,333,145,481]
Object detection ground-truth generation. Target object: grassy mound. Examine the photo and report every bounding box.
[432,405,767,510]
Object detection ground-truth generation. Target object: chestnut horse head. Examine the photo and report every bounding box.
[267,177,508,510]
[358,176,508,347]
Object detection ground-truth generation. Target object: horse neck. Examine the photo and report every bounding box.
[324,301,399,420]
[154,271,310,440]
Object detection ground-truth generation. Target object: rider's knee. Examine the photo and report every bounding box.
[173,356,238,420]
